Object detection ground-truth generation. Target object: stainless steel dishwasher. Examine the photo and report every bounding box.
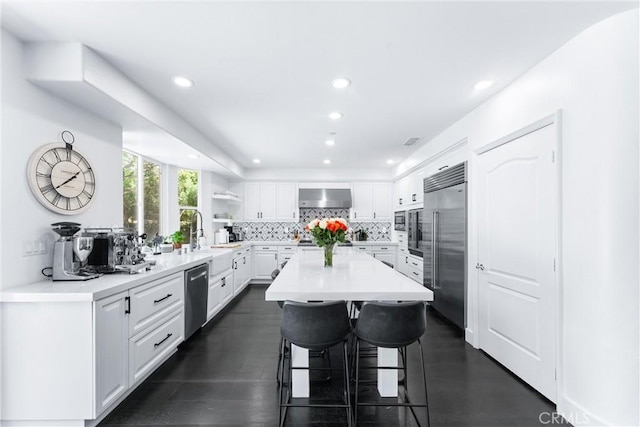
[184,263,209,340]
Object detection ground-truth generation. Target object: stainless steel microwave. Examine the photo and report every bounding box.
[394,210,406,231]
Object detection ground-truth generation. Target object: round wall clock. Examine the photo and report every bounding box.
[27,133,96,215]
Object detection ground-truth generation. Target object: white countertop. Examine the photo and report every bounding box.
[0,251,234,303]
[265,249,432,302]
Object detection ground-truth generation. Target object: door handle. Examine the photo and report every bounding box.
[124,296,131,314]
[432,211,440,289]
[190,271,207,281]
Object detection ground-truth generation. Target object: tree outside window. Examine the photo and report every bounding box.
[178,169,199,245]
[123,152,138,229]
[122,151,162,243]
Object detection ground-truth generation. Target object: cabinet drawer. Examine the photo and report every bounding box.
[407,266,424,284]
[398,246,408,255]
[211,252,233,276]
[278,246,297,252]
[129,272,184,337]
[354,246,369,252]
[129,309,184,386]
[256,245,276,251]
[408,257,422,269]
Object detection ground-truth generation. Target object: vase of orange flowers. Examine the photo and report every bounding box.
[305,217,348,267]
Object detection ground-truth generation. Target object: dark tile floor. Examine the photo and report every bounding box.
[99,285,558,426]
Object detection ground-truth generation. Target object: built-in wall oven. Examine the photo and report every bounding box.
[407,208,423,257]
[394,210,406,231]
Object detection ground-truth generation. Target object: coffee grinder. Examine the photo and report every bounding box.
[51,222,101,281]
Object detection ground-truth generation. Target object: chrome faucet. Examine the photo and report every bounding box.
[189,209,204,250]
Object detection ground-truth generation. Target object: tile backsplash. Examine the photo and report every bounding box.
[233,208,391,241]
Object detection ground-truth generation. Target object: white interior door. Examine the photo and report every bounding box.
[477,122,557,402]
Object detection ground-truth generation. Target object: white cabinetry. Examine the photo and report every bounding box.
[425,141,467,176]
[277,182,298,220]
[253,245,279,279]
[245,182,277,220]
[406,254,423,284]
[278,244,297,267]
[352,244,397,269]
[394,176,411,208]
[127,272,185,386]
[207,252,234,320]
[408,168,426,206]
[371,245,397,267]
[95,291,129,415]
[1,270,187,425]
[245,182,298,221]
[351,182,393,221]
[233,247,252,294]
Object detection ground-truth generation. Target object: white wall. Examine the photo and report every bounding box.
[1,30,123,289]
[399,10,639,427]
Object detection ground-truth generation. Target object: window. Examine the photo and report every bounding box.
[178,168,199,244]
[122,151,162,239]
[122,152,138,229]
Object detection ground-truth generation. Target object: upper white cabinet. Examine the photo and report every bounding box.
[244,182,297,221]
[393,169,424,209]
[276,182,298,221]
[245,182,277,220]
[351,182,392,221]
[425,145,467,176]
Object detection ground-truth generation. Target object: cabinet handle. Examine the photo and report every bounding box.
[274,253,278,260]
[221,277,226,287]
[412,271,419,276]
[412,194,416,202]
[438,165,449,171]
[293,212,295,219]
[154,294,173,304]
[124,296,131,314]
[399,198,403,205]
[374,212,376,219]
[381,247,388,250]
[243,257,246,265]
[154,333,173,348]
[262,247,270,249]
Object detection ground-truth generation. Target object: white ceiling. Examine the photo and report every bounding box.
[2,1,636,175]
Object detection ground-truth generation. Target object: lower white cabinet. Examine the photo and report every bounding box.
[233,247,252,294]
[278,245,297,267]
[253,245,279,279]
[406,254,424,284]
[95,291,129,416]
[129,308,184,386]
[371,246,397,267]
[209,266,233,319]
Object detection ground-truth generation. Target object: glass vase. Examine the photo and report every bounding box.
[324,243,335,267]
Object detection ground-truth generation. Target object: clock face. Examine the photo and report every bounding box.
[27,143,96,215]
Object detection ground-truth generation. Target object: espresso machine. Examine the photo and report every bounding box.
[84,227,153,274]
[51,222,101,281]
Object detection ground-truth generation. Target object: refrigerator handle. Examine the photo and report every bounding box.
[432,211,440,289]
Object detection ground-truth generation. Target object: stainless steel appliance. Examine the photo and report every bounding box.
[84,228,153,274]
[423,162,467,329]
[394,210,406,231]
[184,263,209,340]
[51,222,100,281]
[407,208,423,256]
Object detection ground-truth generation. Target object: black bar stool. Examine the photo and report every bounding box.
[352,301,430,426]
[278,300,353,426]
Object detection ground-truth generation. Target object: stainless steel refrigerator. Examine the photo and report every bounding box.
[423,162,467,329]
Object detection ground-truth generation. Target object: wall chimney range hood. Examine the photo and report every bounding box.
[298,188,352,208]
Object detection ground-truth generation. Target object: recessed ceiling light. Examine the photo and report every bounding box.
[386,159,394,165]
[325,139,336,146]
[331,78,351,89]
[172,76,194,88]
[188,154,200,159]
[328,112,343,120]
[323,159,331,164]
[253,159,261,164]
[474,79,495,90]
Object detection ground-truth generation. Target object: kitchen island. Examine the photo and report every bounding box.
[265,248,433,398]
